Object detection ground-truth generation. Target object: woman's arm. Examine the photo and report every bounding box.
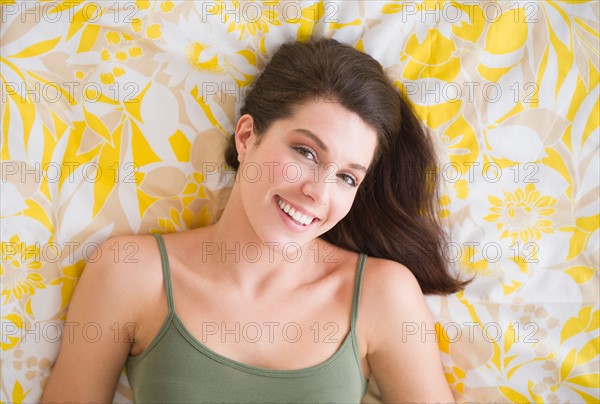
[41,237,143,402]
[363,259,455,403]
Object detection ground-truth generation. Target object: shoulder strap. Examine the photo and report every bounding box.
[350,253,367,330]
[152,233,175,315]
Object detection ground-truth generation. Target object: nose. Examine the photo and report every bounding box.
[300,164,331,206]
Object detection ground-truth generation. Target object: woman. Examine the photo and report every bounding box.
[42,38,468,403]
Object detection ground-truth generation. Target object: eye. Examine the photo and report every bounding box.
[338,173,358,188]
[292,145,317,162]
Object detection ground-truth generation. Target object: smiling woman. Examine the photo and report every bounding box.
[226,39,470,295]
[41,38,470,403]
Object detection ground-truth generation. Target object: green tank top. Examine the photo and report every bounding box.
[125,233,368,403]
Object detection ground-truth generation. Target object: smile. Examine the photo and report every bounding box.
[276,196,316,226]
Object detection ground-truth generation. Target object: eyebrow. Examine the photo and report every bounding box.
[292,128,368,173]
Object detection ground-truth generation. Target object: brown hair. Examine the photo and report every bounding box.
[224,38,471,295]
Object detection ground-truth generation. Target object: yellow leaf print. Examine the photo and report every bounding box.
[564,266,596,284]
[405,29,456,66]
[237,49,257,66]
[8,379,31,402]
[328,18,361,31]
[566,386,600,404]
[92,124,123,216]
[559,214,600,260]
[545,1,575,97]
[1,101,10,160]
[567,373,600,389]
[412,99,462,129]
[296,1,327,43]
[582,97,599,146]
[381,3,403,14]
[9,37,61,58]
[77,24,101,53]
[576,336,600,367]
[420,57,461,82]
[67,2,102,40]
[444,365,466,395]
[484,9,528,54]
[1,313,23,351]
[560,306,594,343]
[451,1,485,43]
[499,385,531,403]
[124,81,150,118]
[23,199,53,232]
[169,130,192,163]
[191,85,229,136]
[560,347,577,382]
[443,114,479,167]
[586,309,599,333]
[130,120,161,167]
[83,106,112,142]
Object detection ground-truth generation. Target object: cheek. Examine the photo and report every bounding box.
[242,149,290,186]
[267,154,307,186]
[332,194,355,219]
[265,161,296,187]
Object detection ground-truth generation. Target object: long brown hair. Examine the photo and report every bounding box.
[224,38,471,295]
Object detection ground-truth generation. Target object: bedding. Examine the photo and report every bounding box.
[1,1,598,402]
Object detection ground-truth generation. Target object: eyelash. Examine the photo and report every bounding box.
[292,145,359,188]
[292,145,317,162]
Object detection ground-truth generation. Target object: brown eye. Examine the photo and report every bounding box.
[292,146,317,163]
[338,173,358,187]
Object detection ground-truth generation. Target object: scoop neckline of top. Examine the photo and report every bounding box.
[172,312,354,377]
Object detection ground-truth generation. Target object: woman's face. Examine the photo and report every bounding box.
[234,98,378,249]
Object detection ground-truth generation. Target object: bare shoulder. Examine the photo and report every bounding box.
[361,256,423,306]
[80,234,164,318]
[40,234,165,401]
[358,256,454,401]
[359,256,429,348]
[85,234,162,283]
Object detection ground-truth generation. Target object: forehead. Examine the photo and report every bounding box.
[277,99,379,166]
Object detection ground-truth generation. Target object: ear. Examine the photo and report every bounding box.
[234,114,255,164]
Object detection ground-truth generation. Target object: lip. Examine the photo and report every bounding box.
[274,195,320,232]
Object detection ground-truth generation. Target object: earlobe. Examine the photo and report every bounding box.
[234,114,255,163]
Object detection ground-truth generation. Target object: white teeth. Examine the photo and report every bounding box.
[277,197,315,226]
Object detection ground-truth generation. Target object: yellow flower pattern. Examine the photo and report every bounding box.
[1,236,46,305]
[485,184,557,243]
[1,1,598,402]
[205,0,282,39]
